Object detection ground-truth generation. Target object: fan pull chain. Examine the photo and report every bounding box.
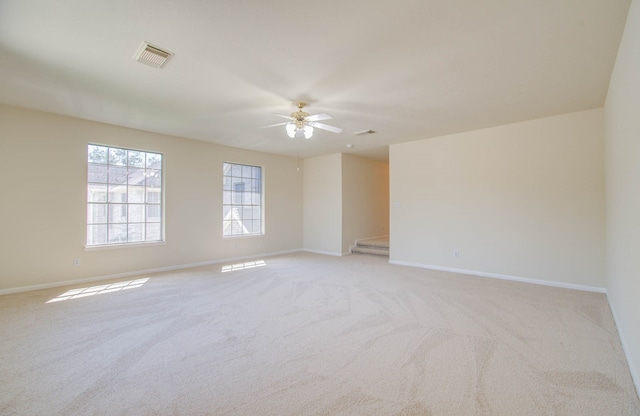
[297,137,300,172]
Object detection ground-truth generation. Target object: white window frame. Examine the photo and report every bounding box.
[223,162,263,237]
[86,144,164,247]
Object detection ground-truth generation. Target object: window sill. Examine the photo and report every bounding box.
[84,241,166,251]
[222,234,265,240]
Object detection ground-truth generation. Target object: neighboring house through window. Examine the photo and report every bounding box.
[223,162,262,236]
[87,144,163,246]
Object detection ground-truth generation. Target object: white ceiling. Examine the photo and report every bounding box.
[0,0,631,161]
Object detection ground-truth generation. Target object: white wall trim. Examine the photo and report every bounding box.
[606,294,640,397]
[0,249,303,296]
[388,260,606,293]
[302,249,343,257]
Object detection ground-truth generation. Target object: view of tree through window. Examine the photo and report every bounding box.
[87,144,163,246]
[223,162,262,236]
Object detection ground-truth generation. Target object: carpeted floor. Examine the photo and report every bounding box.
[1,252,639,415]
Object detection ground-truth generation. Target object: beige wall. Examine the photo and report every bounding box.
[605,0,640,391]
[341,154,389,253]
[390,109,605,289]
[302,153,389,255]
[0,104,303,292]
[302,154,343,255]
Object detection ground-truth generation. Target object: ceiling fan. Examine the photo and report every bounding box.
[263,102,342,139]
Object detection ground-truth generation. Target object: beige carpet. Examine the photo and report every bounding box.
[1,252,638,415]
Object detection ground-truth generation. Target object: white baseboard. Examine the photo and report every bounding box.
[388,260,606,293]
[606,294,640,398]
[302,249,343,257]
[0,249,303,296]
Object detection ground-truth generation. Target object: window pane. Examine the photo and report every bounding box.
[108,166,127,184]
[108,185,127,203]
[242,165,251,178]
[146,223,161,241]
[87,224,107,245]
[88,163,108,183]
[146,153,162,169]
[243,192,252,205]
[109,204,127,223]
[223,176,232,191]
[222,220,232,236]
[127,168,145,186]
[128,151,145,167]
[128,204,145,222]
[147,189,161,204]
[252,192,261,205]
[128,186,144,203]
[146,170,162,187]
[128,223,145,242]
[109,148,128,166]
[243,220,253,233]
[223,191,231,204]
[232,191,242,205]
[243,206,252,220]
[88,183,107,203]
[232,178,244,191]
[252,220,261,234]
[108,224,127,243]
[88,145,108,164]
[147,205,161,222]
[87,203,107,224]
[231,164,241,177]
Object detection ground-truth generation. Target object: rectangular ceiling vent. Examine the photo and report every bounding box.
[133,41,174,69]
[354,129,376,136]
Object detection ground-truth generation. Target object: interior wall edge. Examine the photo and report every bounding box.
[607,293,640,397]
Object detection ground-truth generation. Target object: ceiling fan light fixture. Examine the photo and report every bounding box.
[303,125,314,139]
[265,102,339,140]
[286,123,297,138]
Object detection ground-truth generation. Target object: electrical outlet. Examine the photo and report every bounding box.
[73,258,81,266]
[453,250,459,258]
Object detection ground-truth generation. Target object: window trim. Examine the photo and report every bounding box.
[86,143,165,248]
[222,162,264,238]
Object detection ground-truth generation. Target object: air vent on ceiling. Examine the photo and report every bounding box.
[354,129,376,136]
[133,41,173,69]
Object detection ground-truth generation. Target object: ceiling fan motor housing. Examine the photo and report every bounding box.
[291,102,310,129]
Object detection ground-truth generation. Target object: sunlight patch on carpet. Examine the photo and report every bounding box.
[221,260,266,273]
[46,278,150,303]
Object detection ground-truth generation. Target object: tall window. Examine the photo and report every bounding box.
[223,162,262,237]
[87,144,163,246]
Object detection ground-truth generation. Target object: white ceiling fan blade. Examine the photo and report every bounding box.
[260,122,288,128]
[272,113,294,120]
[306,113,332,122]
[309,122,342,134]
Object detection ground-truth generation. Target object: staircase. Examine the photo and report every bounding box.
[350,236,389,257]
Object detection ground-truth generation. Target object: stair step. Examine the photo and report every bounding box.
[351,245,389,256]
[350,236,390,257]
[356,237,389,249]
